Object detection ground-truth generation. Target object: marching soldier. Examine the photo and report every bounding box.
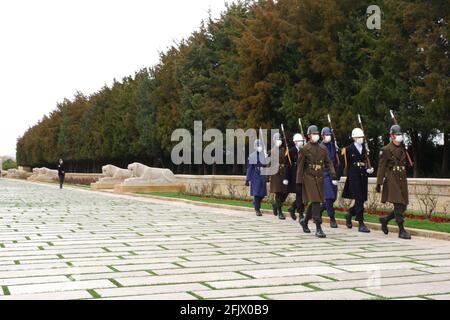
[337,128,374,233]
[320,127,339,228]
[246,139,268,217]
[284,133,306,221]
[269,133,288,220]
[297,125,338,238]
[376,125,412,240]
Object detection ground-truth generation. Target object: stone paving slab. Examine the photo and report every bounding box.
[314,273,450,290]
[265,289,376,300]
[358,280,450,298]
[425,294,450,300]
[193,285,314,299]
[0,290,93,300]
[323,269,427,281]
[206,275,330,289]
[1,179,450,300]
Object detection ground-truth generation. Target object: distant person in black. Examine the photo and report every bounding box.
[57,159,65,189]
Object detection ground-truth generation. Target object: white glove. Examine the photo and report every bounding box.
[366,168,374,175]
[283,180,289,186]
[332,180,339,186]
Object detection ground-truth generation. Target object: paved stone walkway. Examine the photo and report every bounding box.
[1,179,450,300]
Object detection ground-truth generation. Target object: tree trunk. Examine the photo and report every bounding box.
[442,131,449,177]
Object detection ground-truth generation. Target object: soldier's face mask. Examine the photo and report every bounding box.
[256,146,264,153]
[295,141,304,148]
[275,140,282,147]
[311,134,320,143]
[323,135,332,143]
[355,138,364,145]
[394,134,404,143]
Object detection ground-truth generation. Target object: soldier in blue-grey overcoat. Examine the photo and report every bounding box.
[320,127,339,228]
[246,139,268,217]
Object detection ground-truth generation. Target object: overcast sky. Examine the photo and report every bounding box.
[0,0,228,157]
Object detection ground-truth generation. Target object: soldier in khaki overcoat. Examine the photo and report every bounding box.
[297,125,338,238]
[376,125,412,240]
[269,133,289,220]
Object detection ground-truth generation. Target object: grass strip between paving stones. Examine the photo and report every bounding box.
[137,192,450,234]
[2,286,10,296]
[87,289,101,299]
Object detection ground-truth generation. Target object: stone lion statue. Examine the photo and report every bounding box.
[28,167,58,182]
[99,165,132,183]
[28,168,41,181]
[123,162,177,185]
[6,169,30,179]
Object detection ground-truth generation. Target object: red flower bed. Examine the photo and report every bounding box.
[182,193,450,224]
[53,176,98,186]
[335,207,450,224]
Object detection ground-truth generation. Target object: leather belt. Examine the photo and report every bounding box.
[308,164,322,171]
[354,162,366,168]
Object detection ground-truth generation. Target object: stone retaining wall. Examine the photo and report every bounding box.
[175,175,450,214]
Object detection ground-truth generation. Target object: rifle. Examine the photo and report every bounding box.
[281,124,293,166]
[389,110,414,167]
[357,114,372,168]
[327,114,341,166]
[258,127,267,156]
[298,118,305,137]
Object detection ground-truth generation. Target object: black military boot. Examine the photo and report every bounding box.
[299,218,311,233]
[256,210,263,217]
[315,224,327,238]
[358,221,370,233]
[278,206,286,220]
[398,223,411,240]
[329,215,338,229]
[288,206,297,221]
[345,210,353,229]
[380,217,389,235]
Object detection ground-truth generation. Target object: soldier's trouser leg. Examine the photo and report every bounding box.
[383,211,395,222]
[322,199,336,218]
[296,185,305,215]
[304,203,313,222]
[288,200,297,213]
[393,203,406,225]
[311,203,323,225]
[254,196,263,212]
[312,202,326,238]
[275,193,287,219]
[354,199,365,222]
[393,203,411,239]
[275,193,287,209]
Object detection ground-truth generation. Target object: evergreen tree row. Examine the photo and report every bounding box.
[16,0,449,177]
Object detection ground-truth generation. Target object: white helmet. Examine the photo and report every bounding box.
[293,133,305,142]
[352,128,365,138]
